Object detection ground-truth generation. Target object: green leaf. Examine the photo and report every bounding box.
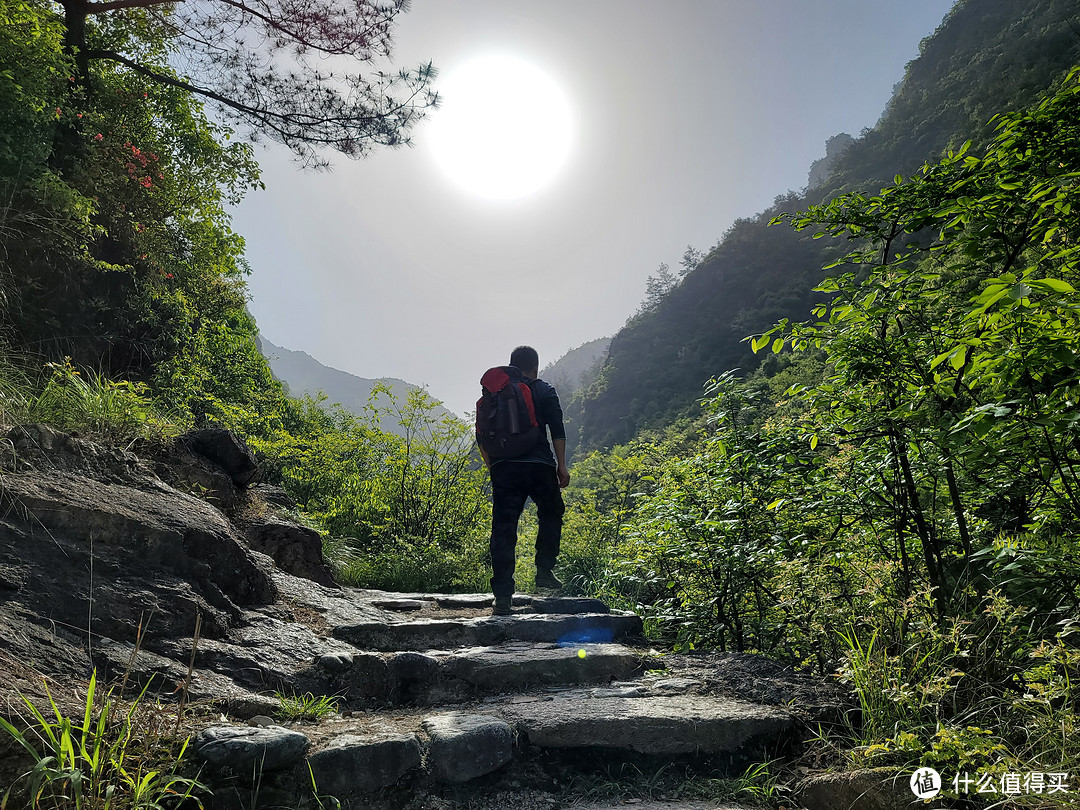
[1028,278,1075,294]
[1007,283,1032,301]
[949,345,968,370]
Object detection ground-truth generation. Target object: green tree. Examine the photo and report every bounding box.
[56,0,436,166]
[637,262,677,315]
[1,4,263,394]
[758,66,1080,617]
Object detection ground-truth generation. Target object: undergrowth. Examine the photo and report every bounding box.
[827,589,1080,807]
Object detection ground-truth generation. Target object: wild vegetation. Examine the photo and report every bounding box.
[0,671,203,809]
[561,67,1080,803]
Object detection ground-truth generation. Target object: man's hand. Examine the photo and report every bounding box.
[553,439,570,488]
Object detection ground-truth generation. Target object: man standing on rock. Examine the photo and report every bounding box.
[476,345,570,615]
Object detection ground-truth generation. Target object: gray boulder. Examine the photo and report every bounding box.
[187,428,259,487]
[193,725,309,771]
[445,642,641,690]
[334,612,643,651]
[506,693,792,755]
[348,652,393,703]
[531,597,610,614]
[798,767,919,810]
[249,483,296,509]
[223,693,283,721]
[243,519,336,587]
[423,713,514,783]
[307,732,421,795]
[0,465,274,608]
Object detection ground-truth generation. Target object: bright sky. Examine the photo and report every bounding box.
[231,0,956,416]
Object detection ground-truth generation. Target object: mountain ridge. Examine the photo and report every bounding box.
[572,0,1080,450]
[259,337,455,428]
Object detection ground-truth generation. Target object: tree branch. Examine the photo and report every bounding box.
[85,48,269,119]
[214,0,380,57]
[86,0,181,13]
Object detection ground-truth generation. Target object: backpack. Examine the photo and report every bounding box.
[475,366,540,459]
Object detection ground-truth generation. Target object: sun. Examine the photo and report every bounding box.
[426,55,574,201]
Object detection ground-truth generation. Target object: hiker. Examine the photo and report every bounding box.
[476,345,570,615]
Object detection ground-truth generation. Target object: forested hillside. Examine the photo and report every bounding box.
[573,0,1080,450]
[557,61,1080,800]
[540,336,610,400]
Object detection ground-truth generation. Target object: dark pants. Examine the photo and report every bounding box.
[489,461,565,597]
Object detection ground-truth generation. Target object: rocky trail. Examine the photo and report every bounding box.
[0,424,854,809]
[186,586,796,808]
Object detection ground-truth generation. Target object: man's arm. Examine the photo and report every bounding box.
[553,438,570,488]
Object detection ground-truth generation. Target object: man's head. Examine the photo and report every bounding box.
[509,345,539,378]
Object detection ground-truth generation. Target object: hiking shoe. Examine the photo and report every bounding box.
[492,596,513,616]
[534,568,563,593]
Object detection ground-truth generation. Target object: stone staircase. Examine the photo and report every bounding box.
[188,587,795,809]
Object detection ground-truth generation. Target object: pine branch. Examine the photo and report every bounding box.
[86,0,181,14]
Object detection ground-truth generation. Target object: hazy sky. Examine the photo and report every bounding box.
[231,0,956,416]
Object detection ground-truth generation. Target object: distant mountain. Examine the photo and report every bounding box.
[258,338,454,431]
[574,0,1080,450]
[541,337,611,399]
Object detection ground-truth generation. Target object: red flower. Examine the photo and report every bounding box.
[165,273,174,279]
[94,133,103,141]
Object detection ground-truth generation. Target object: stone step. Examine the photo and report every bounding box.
[350,590,611,616]
[503,692,793,755]
[443,641,642,691]
[194,688,791,805]
[332,611,643,652]
[314,641,647,706]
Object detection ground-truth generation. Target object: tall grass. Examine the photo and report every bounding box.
[0,351,32,426]
[0,670,204,809]
[0,358,179,443]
